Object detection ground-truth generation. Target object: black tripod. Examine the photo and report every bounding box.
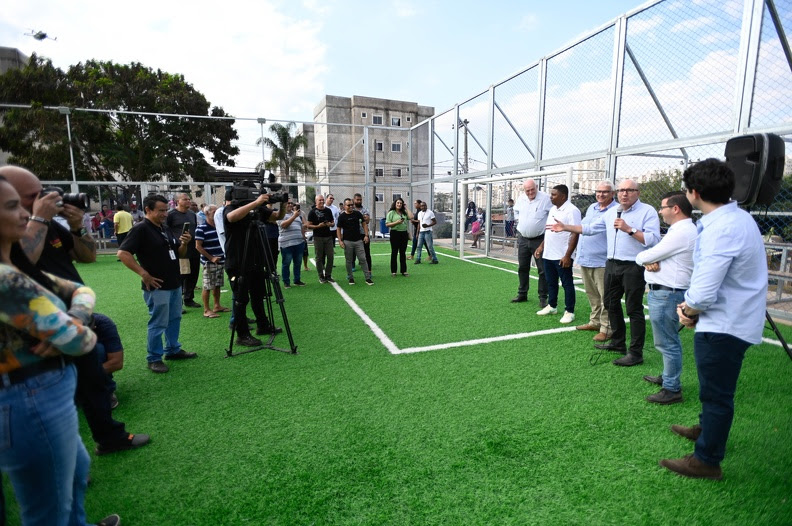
[225,214,297,357]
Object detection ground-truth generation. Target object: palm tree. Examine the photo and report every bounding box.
[257,122,315,201]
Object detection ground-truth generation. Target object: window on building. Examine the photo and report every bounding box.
[375,193,384,202]
[375,168,384,177]
[361,112,367,118]
[406,116,412,123]
[391,142,402,153]
[392,168,402,177]
[391,117,401,127]
[393,193,402,202]
[372,115,383,125]
[375,140,383,151]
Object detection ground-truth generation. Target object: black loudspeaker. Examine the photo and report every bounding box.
[725,133,786,207]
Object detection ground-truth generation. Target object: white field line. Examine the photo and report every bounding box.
[308,257,400,353]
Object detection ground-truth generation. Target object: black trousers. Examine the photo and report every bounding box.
[389,230,408,274]
[74,348,127,446]
[604,260,646,356]
[516,233,547,301]
[229,269,271,338]
[182,255,200,303]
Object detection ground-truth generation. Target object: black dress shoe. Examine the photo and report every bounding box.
[236,335,262,347]
[643,375,663,385]
[593,343,627,354]
[164,350,198,360]
[95,433,151,455]
[511,296,527,303]
[613,354,644,367]
[184,300,202,308]
[256,326,283,336]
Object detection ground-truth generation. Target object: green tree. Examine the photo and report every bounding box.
[637,168,684,211]
[257,122,315,198]
[0,54,239,182]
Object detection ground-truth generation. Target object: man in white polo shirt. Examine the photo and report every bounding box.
[512,179,553,306]
[536,184,581,323]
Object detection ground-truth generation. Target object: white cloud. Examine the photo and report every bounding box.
[391,0,418,18]
[518,13,538,32]
[670,16,713,33]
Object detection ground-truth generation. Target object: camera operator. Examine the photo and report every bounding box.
[224,192,285,346]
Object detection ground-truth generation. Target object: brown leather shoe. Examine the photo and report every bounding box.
[593,332,611,342]
[576,323,599,331]
[646,388,683,405]
[659,454,722,480]
[671,424,702,442]
[643,375,663,386]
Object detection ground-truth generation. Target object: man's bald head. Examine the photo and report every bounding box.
[523,179,537,200]
[0,166,42,212]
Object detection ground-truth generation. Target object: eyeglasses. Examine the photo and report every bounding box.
[658,205,674,210]
[595,190,612,194]
[616,189,638,194]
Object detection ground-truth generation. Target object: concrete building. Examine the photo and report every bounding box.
[299,95,434,229]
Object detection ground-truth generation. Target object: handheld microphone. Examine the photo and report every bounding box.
[615,205,624,229]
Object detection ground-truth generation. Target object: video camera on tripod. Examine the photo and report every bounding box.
[230,172,290,207]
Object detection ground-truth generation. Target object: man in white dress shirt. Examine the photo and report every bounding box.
[511,179,553,306]
[635,191,697,405]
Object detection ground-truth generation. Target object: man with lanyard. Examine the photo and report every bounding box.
[659,159,767,480]
[2,165,151,454]
[551,179,660,366]
[166,192,200,309]
[575,181,617,342]
[119,195,198,373]
[635,191,697,405]
[511,179,552,307]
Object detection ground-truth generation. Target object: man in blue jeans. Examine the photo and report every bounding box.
[119,194,199,373]
[660,159,767,480]
[415,201,439,264]
[635,191,697,405]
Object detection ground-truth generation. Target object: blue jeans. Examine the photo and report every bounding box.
[647,289,685,392]
[542,259,575,312]
[416,231,437,262]
[693,332,750,466]
[143,287,183,363]
[0,364,91,525]
[280,244,303,285]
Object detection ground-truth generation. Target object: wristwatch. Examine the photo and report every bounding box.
[71,227,88,237]
[628,228,637,236]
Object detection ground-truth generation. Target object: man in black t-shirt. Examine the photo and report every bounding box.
[224,193,285,347]
[166,192,201,308]
[119,195,198,373]
[307,194,336,283]
[337,198,372,285]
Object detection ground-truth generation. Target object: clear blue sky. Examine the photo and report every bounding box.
[3,0,647,169]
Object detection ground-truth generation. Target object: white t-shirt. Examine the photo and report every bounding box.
[327,204,340,232]
[543,200,581,260]
[214,206,226,254]
[418,209,436,232]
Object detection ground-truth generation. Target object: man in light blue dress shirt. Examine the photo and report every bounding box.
[576,181,617,342]
[512,179,553,306]
[551,179,660,366]
[660,159,767,480]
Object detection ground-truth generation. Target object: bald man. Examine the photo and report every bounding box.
[512,179,553,306]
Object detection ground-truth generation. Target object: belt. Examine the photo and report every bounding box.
[648,284,687,293]
[518,232,544,241]
[608,259,637,265]
[0,356,68,389]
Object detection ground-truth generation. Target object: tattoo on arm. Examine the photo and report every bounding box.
[20,227,47,263]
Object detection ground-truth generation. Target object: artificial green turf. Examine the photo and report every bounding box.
[4,243,792,525]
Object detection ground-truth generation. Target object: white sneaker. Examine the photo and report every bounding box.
[559,311,575,324]
[536,305,558,316]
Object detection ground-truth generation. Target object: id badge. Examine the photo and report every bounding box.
[169,249,176,260]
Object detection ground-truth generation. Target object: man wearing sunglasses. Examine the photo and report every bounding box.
[551,179,660,366]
